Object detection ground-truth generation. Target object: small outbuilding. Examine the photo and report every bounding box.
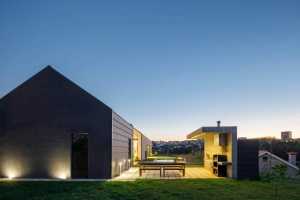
[187,122,238,178]
[259,151,299,178]
[187,123,259,180]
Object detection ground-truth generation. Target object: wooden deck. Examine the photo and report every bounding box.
[113,166,218,181]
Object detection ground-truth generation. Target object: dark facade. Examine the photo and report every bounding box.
[0,66,113,179]
[237,139,259,180]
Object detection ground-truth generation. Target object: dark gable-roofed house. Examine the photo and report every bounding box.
[0,66,134,179]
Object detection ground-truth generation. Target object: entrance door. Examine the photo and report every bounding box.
[71,133,88,178]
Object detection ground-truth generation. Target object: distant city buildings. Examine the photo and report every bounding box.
[281,131,293,142]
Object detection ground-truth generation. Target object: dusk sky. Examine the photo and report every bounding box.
[1,0,300,140]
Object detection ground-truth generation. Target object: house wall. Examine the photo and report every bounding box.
[203,133,233,177]
[132,128,152,163]
[0,67,112,179]
[259,154,299,178]
[141,134,152,160]
[201,126,237,178]
[237,139,259,180]
[133,129,142,162]
[0,126,71,179]
[111,112,133,177]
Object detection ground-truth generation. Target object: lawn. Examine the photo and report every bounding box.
[0,179,299,200]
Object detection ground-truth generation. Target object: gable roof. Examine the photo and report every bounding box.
[0,65,111,110]
[259,150,299,171]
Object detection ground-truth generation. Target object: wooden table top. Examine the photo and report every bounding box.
[139,160,186,165]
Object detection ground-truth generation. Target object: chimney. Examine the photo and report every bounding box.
[288,152,297,166]
[217,121,221,127]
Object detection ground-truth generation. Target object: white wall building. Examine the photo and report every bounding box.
[259,151,299,178]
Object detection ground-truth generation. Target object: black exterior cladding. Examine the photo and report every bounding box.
[0,66,112,179]
[237,139,259,180]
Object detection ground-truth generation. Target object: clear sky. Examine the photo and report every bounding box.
[1,0,300,140]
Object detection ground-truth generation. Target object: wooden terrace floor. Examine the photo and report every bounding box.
[113,166,218,181]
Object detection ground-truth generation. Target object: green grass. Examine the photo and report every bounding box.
[0,179,300,200]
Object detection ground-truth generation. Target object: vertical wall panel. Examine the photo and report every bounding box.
[111,111,133,177]
[141,134,152,160]
[237,139,259,179]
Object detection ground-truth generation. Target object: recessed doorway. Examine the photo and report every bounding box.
[71,133,88,179]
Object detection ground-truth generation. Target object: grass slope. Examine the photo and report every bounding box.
[0,179,299,200]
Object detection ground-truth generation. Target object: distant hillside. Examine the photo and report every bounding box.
[152,140,203,155]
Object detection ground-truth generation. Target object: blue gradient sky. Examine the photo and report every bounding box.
[1,0,300,140]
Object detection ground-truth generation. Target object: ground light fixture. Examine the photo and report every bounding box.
[119,162,123,175]
[5,169,18,180]
[8,174,15,180]
[128,159,131,168]
[56,171,68,179]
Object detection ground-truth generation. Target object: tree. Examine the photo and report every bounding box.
[270,164,288,200]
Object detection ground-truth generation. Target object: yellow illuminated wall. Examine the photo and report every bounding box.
[203,133,233,177]
[141,135,152,160]
[133,128,142,162]
[133,128,152,164]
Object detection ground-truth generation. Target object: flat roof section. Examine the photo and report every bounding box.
[187,126,237,140]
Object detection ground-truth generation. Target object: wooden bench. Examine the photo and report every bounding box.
[139,161,186,177]
[139,165,162,177]
[162,165,185,176]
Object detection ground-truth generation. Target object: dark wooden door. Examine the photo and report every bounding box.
[71,133,88,178]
